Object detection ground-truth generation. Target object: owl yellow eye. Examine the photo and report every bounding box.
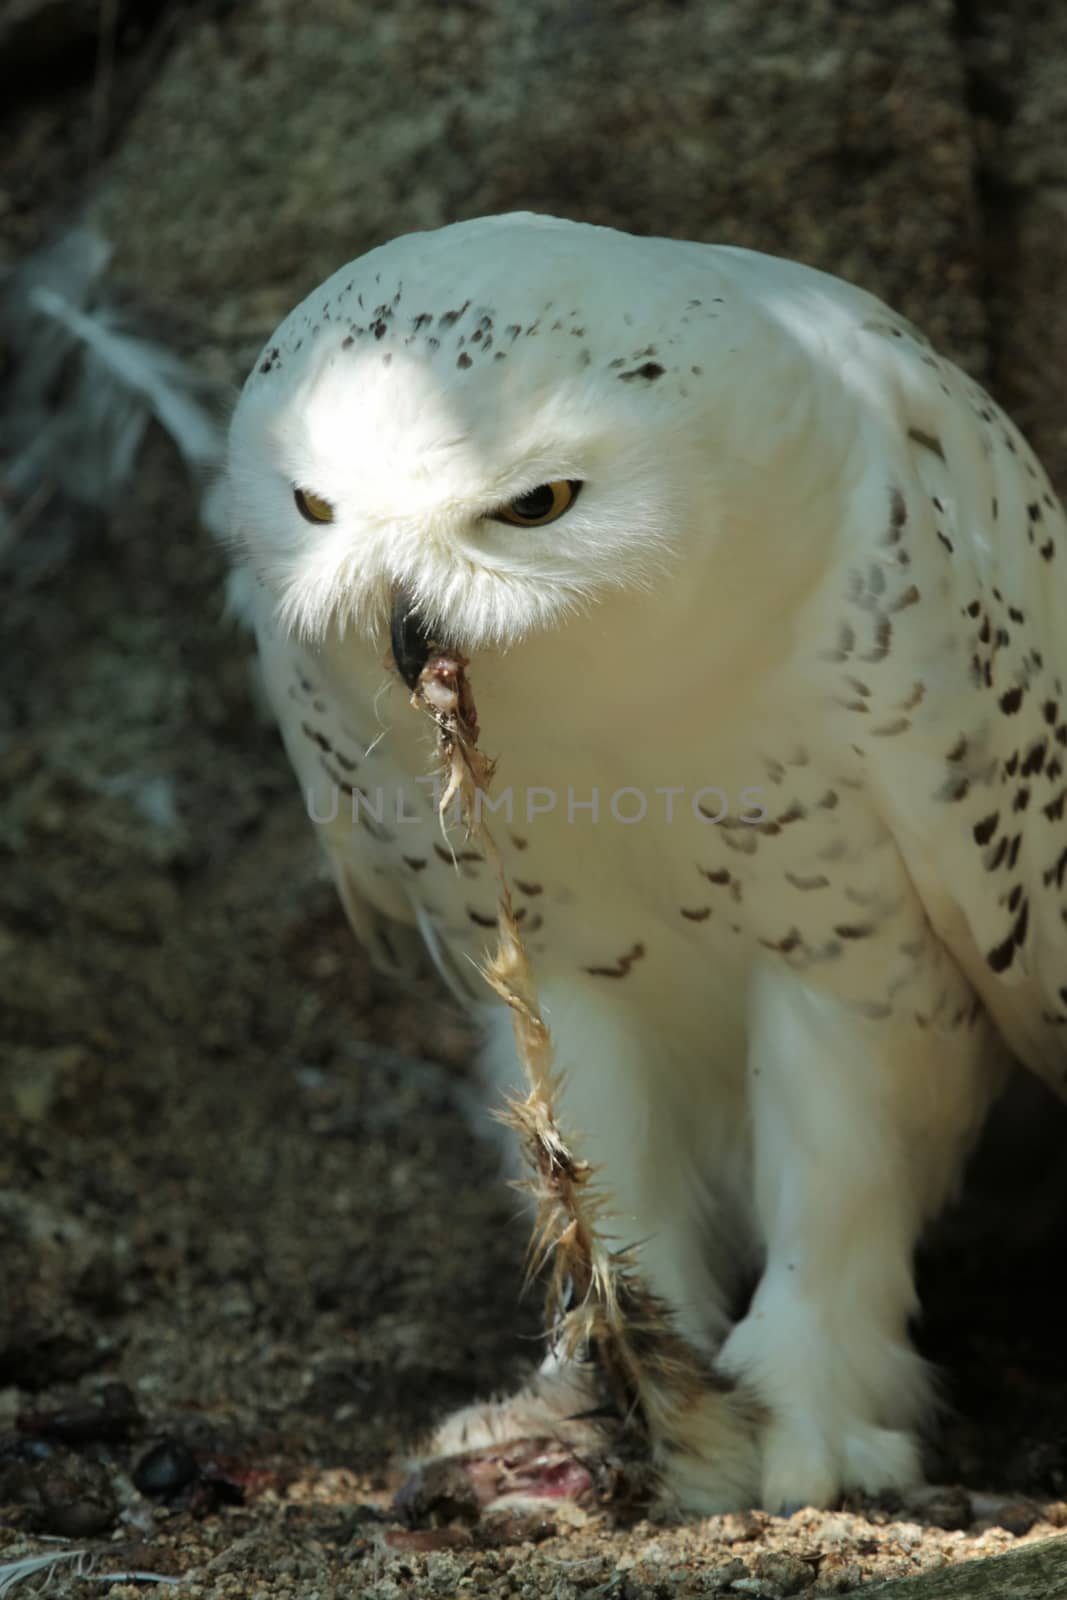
[488,479,582,527]
[294,486,335,524]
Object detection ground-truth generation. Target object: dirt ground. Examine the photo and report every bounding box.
[5,5,1067,1597]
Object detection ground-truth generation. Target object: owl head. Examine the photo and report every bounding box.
[224,213,775,663]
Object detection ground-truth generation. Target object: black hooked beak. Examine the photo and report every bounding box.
[389,592,439,690]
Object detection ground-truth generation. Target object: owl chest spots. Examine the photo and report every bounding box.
[342,693,914,1018]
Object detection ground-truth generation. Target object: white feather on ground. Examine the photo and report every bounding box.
[0,1548,178,1595]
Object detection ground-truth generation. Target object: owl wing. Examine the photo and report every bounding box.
[845,315,1067,1094]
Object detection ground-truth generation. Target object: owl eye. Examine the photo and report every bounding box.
[488,479,582,527]
[294,486,335,524]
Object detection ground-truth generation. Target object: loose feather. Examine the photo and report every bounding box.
[0,224,224,561]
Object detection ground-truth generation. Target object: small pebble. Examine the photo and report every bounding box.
[133,1437,198,1495]
[39,1463,117,1536]
[991,1500,1039,1537]
[921,1485,973,1530]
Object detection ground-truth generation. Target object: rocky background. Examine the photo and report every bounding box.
[4,1,1067,1596]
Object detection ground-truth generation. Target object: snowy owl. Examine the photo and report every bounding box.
[226,213,1067,1515]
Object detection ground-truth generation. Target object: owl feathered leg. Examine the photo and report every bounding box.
[716,960,1006,1512]
[396,949,1004,1517]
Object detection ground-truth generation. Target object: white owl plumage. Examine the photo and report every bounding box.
[227,213,1067,1513]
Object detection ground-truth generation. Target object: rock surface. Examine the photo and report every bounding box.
[96,0,983,363]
